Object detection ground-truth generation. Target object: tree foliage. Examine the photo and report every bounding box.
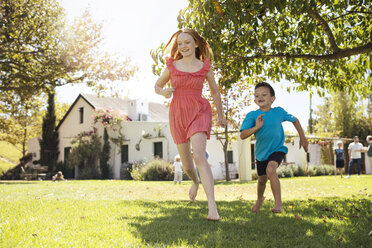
[313,91,372,139]
[175,0,371,97]
[0,93,43,156]
[0,0,137,102]
[204,79,252,180]
[67,131,101,173]
[100,128,111,179]
[39,92,59,172]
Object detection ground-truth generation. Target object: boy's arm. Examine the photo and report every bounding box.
[240,114,264,140]
[292,117,308,152]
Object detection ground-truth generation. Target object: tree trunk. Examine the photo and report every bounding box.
[224,120,230,181]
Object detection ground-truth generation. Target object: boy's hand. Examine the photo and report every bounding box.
[299,137,308,152]
[255,114,264,129]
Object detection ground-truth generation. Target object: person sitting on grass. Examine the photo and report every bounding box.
[52,171,65,182]
[240,82,308,214]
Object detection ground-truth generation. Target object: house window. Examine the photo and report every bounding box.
[227,150,233,163]
[154,142,163,158]
[79,107,84,124]
[121,145,129,163]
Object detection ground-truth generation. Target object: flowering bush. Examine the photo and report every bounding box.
[92,107,127,127]
[92,107,129,148]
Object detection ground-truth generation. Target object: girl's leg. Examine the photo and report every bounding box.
[340,168,343,178]
[190,132,219,220]
[176,142,199,201]
[266,161,282,213]
[252,175,267,213]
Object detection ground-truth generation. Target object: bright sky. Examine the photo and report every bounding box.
[57,0,323,133]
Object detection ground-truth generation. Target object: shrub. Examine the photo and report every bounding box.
[77,167,101,179]
[306,164,335,177]
[120,162,133,180]
[278,166,294,178]
[130,159,173,181]
[251,171,258,180]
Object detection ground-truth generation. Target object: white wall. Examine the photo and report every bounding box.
[58,98,98,163]
[110,121,177,179]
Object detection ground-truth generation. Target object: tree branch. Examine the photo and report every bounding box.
[237,43,372,61]
[307,4,341,53]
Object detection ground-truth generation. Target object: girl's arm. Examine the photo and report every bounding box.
[292,117,308,152]
[206,68,226,126]
[154,68,174,98]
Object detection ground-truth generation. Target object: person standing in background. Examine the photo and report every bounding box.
[346,136,364,178]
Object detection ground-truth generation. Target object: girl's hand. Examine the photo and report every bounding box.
[162,88,175,98]
[217,117,227,128]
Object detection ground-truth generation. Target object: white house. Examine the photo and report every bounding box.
[29,93,341,181]
[27,94,248,180]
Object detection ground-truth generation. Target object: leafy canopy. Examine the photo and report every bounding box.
[175,0,371,97]
[0,0,137,100]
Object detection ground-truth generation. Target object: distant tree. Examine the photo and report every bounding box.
[39,92,59,172]
[205,79,252,181]
[173,0,371,97]
[1,0,137,106]
[100,128,111,179]
[313,91,372,138]
[0,93,43,156]
[67,131,102,179]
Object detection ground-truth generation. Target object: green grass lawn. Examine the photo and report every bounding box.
[0,160,15,176]
[0,141,22,164]
[0,176,371,247]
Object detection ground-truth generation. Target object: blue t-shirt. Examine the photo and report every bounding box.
[240,107,295,161]
[335,148,344,161]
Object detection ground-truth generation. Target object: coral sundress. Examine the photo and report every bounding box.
[166,57,212,144]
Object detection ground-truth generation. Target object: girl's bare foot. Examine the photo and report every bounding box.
[207,202,219,221]
[189,183,199,202]
[271,204,283,213]
[252,197,265,213]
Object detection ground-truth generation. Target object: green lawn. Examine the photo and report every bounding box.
[0,141,22,164]
[0,160,15,176]
[0,176,371,247]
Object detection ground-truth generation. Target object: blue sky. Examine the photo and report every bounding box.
[57,0,324,133]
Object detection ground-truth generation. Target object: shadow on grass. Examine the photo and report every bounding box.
[121,197,371,248]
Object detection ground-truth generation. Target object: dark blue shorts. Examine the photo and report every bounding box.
[256,152,285,176]
[336,160,344,168]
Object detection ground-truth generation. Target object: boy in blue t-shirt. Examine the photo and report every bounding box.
[240,82,308,213]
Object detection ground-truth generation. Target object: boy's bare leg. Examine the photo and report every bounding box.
[176,142,199,201]
[266,161,283,213]
[340,168,343,178]
[252,175,267,213]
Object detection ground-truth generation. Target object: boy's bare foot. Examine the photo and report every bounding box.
[271,204,283,213]
[207,203,219,221]
[189,183,199,202]
[252,197,265,213]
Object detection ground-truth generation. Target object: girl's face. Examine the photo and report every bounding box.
[177,32,197,58]
[337,143,343,148]
[254,87,275,109]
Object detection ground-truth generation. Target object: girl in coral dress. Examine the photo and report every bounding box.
[155,29,226,220]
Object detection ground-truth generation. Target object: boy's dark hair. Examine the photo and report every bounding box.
[255,82,275,96]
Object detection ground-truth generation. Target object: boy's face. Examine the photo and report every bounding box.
[254,86,275,109]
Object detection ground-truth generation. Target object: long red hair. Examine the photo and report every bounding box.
[163,29,213,61]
